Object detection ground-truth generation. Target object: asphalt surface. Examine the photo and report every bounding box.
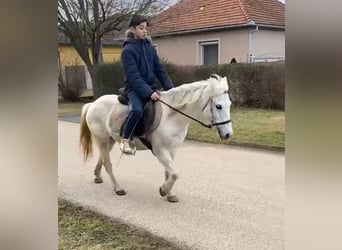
[58,120,285,250]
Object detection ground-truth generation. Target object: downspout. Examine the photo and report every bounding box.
[248,25,258,63]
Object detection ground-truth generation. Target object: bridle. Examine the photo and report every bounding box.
[158,91,232,129]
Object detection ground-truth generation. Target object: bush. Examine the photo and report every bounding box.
[58,66,84,102]
[162,59,198,86]
[96,61,285,110]
[229,62,284,109]
[96,61,124,96]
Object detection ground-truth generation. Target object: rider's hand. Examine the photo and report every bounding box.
[150,91,160,102]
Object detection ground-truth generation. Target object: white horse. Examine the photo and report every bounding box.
[80,74,233,202]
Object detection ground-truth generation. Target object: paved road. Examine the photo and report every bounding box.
[58,120,285,250]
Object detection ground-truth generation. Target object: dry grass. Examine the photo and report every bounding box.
[59,198,186,250]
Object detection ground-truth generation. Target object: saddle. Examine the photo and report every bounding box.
[117,88,161,152]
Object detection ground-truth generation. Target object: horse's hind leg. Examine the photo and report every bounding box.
[98,139,126,196]
[94,155,103,183]
[94,138,115,183]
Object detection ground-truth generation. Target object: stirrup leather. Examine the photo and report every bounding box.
[120,139,136,155]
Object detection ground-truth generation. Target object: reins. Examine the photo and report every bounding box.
[158,98,231,129]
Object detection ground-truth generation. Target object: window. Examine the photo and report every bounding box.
[198,40,219,65]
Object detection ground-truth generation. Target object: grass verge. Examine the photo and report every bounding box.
[187,107,284,151]
[58,102,284,151]
[59,198,185,250]
[58,102,85,117]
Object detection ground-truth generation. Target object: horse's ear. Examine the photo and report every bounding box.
[209,74,221,80]
[222,76,229,89]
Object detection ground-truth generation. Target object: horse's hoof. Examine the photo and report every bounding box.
[115,189,126,196]
[159,187,167,197]
[167,195,179,203]
[94,177,103,184]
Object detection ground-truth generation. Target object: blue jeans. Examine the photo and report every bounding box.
[122,91,145,139]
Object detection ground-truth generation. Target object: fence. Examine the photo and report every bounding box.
[250,56,285,63]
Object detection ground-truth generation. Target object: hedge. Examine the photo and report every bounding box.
[96,61,284,110]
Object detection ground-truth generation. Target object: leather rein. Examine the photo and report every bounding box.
[158,91,232,129]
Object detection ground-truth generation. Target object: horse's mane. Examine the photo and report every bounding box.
[161,76,228,106]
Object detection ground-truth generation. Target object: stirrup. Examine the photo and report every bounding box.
[120,139,136,155]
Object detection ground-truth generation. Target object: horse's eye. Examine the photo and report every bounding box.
[216,104,222,110]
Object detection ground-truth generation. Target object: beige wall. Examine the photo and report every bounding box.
[250,29,285,61]
[152,28,285,65]
[153,29,249,65]
[220,29,250,63]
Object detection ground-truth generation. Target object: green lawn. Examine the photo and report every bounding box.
[187,107,285,150]
[58,102,284,151]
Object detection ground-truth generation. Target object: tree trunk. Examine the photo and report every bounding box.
[92,36,103,65]
[87,65,101,99]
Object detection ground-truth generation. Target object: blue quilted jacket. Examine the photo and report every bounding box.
[121,37,174,100]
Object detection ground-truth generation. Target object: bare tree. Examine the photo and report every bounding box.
[58,0,172,98]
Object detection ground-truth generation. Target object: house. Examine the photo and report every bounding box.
[58,32,124,89]
[58,32,124,66]
[149,0,285,65]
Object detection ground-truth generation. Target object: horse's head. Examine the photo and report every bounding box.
[206,74,233,140]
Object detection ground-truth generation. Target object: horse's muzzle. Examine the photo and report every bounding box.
[224,133,231,139]
[219,131,232,140]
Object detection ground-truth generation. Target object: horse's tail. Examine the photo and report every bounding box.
[79,103,92,161]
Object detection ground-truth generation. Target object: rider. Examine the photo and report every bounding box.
[120,15,174,154]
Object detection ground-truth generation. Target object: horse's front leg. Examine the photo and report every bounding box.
[164,171,179,202]
[155,149,179,202]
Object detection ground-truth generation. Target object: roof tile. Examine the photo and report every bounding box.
[150,0,284,35]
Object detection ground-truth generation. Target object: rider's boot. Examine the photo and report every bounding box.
[120,138,136,155]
